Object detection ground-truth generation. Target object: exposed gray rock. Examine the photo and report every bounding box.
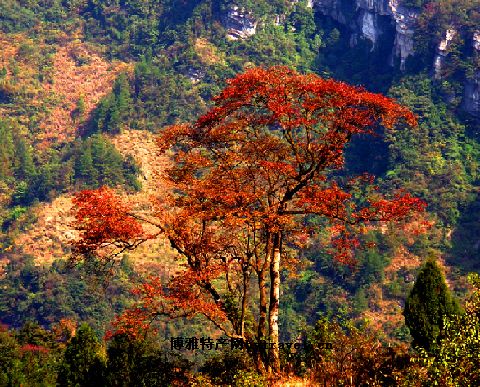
[224,4,258,40]
[220,0,478,117]
[360,10,380,49]
[434,29,457,79]
[290,0,314,7]
[388,1,419,70]
[274,14,287,26]
[356,0,390,15]
[222,1,311,40]
[313,0,419,69]
[186,67,206,84]
[404,273,415,283]
[314,0,348,24]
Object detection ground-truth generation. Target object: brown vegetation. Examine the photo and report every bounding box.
[37,41,131,147]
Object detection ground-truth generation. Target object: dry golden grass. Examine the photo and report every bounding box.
[37,41,131,147]
[109,129,180,274]
[6,35,131,264]
[16,128,180,275]
[15,195,76,264]
[0,34,20,67]
[194,38,225,65]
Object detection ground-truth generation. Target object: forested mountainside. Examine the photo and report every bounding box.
[1,0,480,385]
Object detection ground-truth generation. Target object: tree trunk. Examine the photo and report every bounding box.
[256,268,268,372]
[268,232,281,373]
[240,266,249,338]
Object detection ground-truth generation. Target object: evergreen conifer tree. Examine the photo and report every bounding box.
[90,134,123,186]
[113,73,132,116]
[105,334,143,387]
[76,140,97,186]
[404,255,460,351]
[13,135,35,181]
[57,324,105,386]
[0,121,14,180]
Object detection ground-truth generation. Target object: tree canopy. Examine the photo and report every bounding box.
[71,66,425,373]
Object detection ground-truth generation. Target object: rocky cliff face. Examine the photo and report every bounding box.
[313,0,479,116]
[221,0,479,116]
[223,5,258,40]
[433,29,457,79]
[314,0,419,70]
[222,0,418,66]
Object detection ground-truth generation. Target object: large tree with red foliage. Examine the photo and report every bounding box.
[71,66,425,373]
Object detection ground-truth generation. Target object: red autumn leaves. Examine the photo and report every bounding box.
[72,187,144,261]
[71,67,425,354]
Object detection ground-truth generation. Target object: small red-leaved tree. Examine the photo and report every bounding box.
[72,66,425,373]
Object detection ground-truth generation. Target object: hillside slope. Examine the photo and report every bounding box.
[1,0,477,347]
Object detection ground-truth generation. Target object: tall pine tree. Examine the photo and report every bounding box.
[404,255,460,351]
[57,324,106,386]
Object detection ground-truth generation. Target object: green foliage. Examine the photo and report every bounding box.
[450,196,480,272]
[404,255,460,351]
[16,321,56,347]
[105,334,144,386]
[81,0,163,57]
[280,229,392,338]
[2,206,27,232]
[0,322,63,386]
[401,0,429,8]
[72,96,86,123]
[15,322,61,386]
[0,1,36,33]
[57,323,106,386]
[220,0,288,18]
[0,327,23,386]
[387,75,480,226]
[352,287,369,314]
[0,1,480,379]
[0,321,195,387]
[73,134,140,190]
[0,0,84,33]
[414,1,480,81]
[130,59,207,130]
[106,334,192,386]
[314,12,396,92]
[413,272,480,385]
[91,74,132,135]
[0,120,35,186]
[199,349,257,385]
[232,369,267,387]
[221,4,320,73]
[296,317,413,385]
[0,122,140,210]
[0,121,15,180]
[0,255,136,333]
[302,317,338,367]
